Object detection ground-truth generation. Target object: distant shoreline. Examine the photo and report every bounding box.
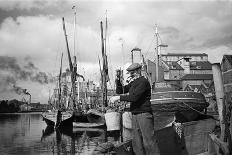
[0,111,44,114]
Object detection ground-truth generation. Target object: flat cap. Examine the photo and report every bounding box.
[126,63,142,72]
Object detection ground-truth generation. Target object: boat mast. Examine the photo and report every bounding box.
[155,24,159,82]
[98,55,103,86]
[62,17,77,109]
[100,21,108,107]
[72,6,80,102]
[72,6,77,57]
[58,53,63,109]
[104,10,107,58]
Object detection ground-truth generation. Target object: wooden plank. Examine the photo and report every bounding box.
[184,133,209,154]
[174,118,216,154]
[209,133,229,155]
[181,119,216,137]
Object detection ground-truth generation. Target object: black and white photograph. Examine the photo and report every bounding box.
[0,0,232,154]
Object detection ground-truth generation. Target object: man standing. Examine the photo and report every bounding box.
[110,63,157,155]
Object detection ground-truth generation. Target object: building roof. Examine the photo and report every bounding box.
[161,53,208,56]
[190,61,212,70]
[181,74,213,80]
[163,61,184,70]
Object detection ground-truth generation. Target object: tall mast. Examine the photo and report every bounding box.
[62,17,76,109]
[104,10,107,57]
[58,53,63,109]
[72,6,80,102]
[100,21,108,107]
[73,56,79,101]
[155,24,159,82]
[98,55,103,87]
[62,17,73,72]
[72,6,77,57]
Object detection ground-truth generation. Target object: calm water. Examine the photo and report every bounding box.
[0,113,126,155]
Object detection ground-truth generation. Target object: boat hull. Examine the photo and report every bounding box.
[73,109,106,128]
[151,91,209,112]
[42,111,73,128]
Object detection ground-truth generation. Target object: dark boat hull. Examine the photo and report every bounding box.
[73,109,106,128]
[151,91,209,112]
[42,111,73,128]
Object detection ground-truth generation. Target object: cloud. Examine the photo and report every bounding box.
[0,56,56,85]
[0,15,103,70]
[0,0,67,11]
[204,46,232,63]
[0,55,58,103]
[0,0,232,103]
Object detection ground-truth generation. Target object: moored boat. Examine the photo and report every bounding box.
[151,91,209,112]
[42,110,73,128]
[73,109,106,128]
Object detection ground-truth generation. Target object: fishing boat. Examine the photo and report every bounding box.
[73,109,106,128]
[61,14,106,128]
[42,110,73,128]
[42,53,73,128]
[147,25,209,126]
[73,19,108,128]
[151,90,209,112]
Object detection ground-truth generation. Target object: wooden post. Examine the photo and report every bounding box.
[209,134,229,154]
[212,63,226,140]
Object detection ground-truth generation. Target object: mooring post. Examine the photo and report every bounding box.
[212,63,226,140]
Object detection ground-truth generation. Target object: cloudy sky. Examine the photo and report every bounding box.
[0,0,232,104]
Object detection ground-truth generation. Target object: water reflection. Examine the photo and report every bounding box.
[0,113,47,154]
[40,126,122,154]
[0,113,132,155]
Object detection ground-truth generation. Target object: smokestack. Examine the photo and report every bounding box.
[13,85,30,96]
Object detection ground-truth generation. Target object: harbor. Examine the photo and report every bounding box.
[0,112,124,154]
[0,1,232,155]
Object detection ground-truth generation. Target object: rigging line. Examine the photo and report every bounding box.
[157,32,163,44]
[107,25,114,84]
[72,6,83,76]
[144,37,155,58]
[118,38,124,69]
[104,10,108,56]
[54,22,65,76]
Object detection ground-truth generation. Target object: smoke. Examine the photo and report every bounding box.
[0,56,56,93]
[13,85,30,96]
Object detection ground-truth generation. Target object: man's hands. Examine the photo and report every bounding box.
[109,96,120,104]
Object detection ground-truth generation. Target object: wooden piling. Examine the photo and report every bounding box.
[212,63,226,140]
